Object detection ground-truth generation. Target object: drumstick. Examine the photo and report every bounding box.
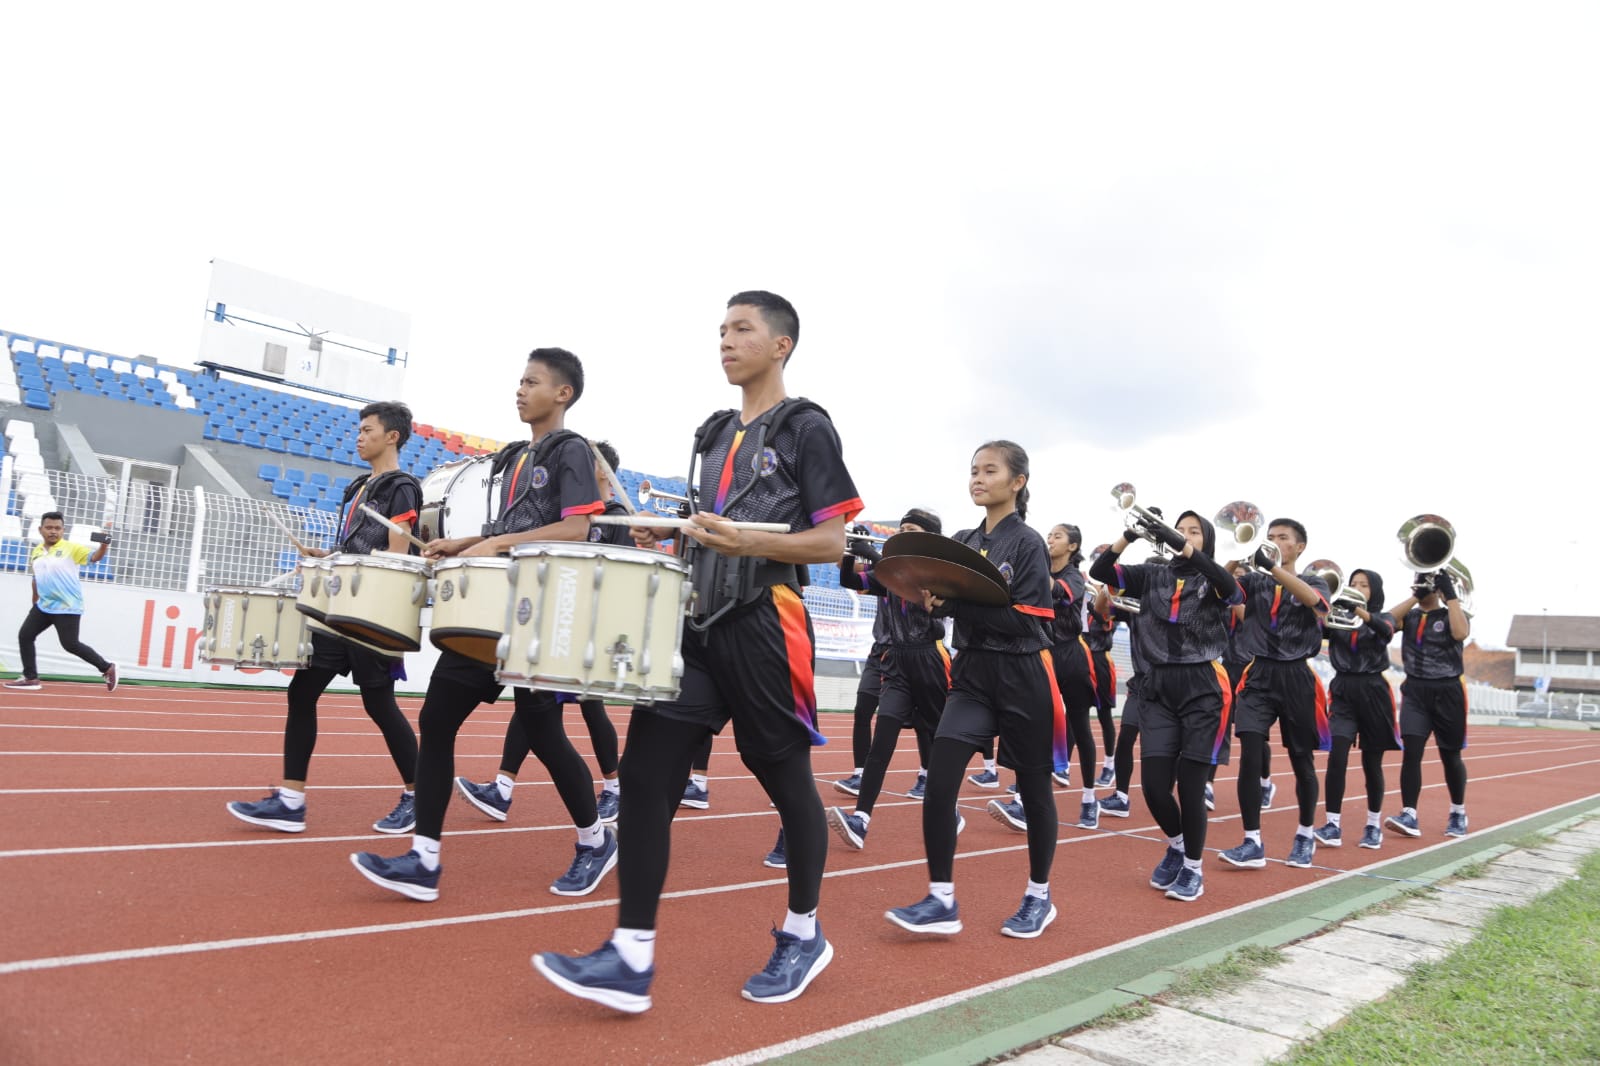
[590,442,636,514]
[590,515,790,533]
[263,506,312,555]
[359,504,432,551]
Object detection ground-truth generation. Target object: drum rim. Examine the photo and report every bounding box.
[326,552,432,574]
[431,555,512,572]
[508,541,692,570]
[201,586,298,597]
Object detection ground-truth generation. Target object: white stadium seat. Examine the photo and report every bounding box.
[0,383,18,405]
[0,454,12,492]
[86,353,109,370]
[0,514,21,540]
[9,338,34,355]
[5,419,36,441]
[21,494,57,518]
[157,369,177,384]
[17,472,49,496]
[175,394,197,409]
[62,349,85,364]
[110,358,132,374]
[134,364,155,379]
[13,453,45,476]
[37,344,60,360]
[8,436,40,459]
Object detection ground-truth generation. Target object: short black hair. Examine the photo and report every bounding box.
[1269,518,1308,546]
[359,400,413,449]
[727,291,800,364]
[40,511,65,525]
[593,439,620,473]
[528,347,585,409]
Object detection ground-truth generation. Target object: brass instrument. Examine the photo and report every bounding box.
[1088,542,1142,614]
[1306,558,1343,597]
[1214,499,1276,569]
[637,479,691,517]
[1325,583,1368,631]
[1397,513,1474,612]
[1110,482,1170,551]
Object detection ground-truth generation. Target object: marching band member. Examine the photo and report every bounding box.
[1316,569,1398,850]
[1089,510,1242,903]
[536,291,861,1011]
[1083,574,1120,789]
[1384,570,1472,838]
[833,563,893,799]
[226,402,422,836]
[1097,583,1152,818]
[1218,519,1331,872]
[350,349,609,903]
[885,441,1062,939]
[827,509,949,851]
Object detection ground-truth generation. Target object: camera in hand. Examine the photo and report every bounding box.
[90,531,112,545]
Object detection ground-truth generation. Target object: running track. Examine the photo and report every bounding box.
[3,684,1598,1065]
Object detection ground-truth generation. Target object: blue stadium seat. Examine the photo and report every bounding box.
[203,422,219,440]
[242,431,264,448]
[316,497,341,513]
[284,468,306,483]
[0,539,31,572]
[312,445,333,460]
[263,435,286,453]
[219,426,242,444]
[258,464,280,482]
[287,440,310,458]
[24,390,50,410]
[308,471,330,488]
[83,558,114,582]
[277,549,299,572]
[271,479,295,499]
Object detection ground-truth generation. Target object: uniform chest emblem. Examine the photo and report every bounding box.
[998,561,1014,584]
[529,467,549,489]
[1432,620,1446,633]
[757,447,778,477]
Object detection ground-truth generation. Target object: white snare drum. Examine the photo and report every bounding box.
[305,617,403,660]
[295,557,330,621]
[429,556,513,665]
[199,587,309,670]
[416,454,497,543]
[496,542,692,703]
[321,551,431,652]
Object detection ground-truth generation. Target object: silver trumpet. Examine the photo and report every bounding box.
[638,479,692,516]
[1326,583,1368,631]
[1215,500,1276,570]
[1306,558,1344,597]
[1398,514,1473,612]
[1088,543,1142,614]
[1110,482,1170,551]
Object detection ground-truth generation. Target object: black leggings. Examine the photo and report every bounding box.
[1113,723,1140,794]
[851,690,878,767]
[500,698,620,778]
[1096,701,1117,760]
[855,717,935,816]
[18,607,110,677]
[618,712,826,928]
[1140,755,1209,861]
[691,732,714,774]
[1400,737,1467,807]
[1062,699,1095,778]
[1325,737,1386,815]
[283,667,417,784]
[1237,732,1318,830]
[414,677,596,840]
[924,737,1054,884]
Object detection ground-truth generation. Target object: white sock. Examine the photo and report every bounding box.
[1326,811,1342,827]
[1166,834,1184,852]
[1297,824,1314,839]
[1450,803,1466,815]
[1260,776,1272,789]
[611,928,655,972]
[1117,791,1129,803]
[1244,829,1261,845]
[691,773,708,790]
[1367,810,1383,827]
[917,770,927,782]
[277,786,306,810]
[1081,788,1096,804]
[1183,856,1203,872]
[1403,806,1417,818]
[1102,758,1114,771]
[855,810,872,826]
[412,834,441,871]
[1025,880,1049,900]
[782,908,817,940]
[984,759,997,773]
[602,778,620,795]
[929,881,955,906]
[402,788,415,798]
[853,766,864,776]
[494,774,515,801]
[577,819,606,848]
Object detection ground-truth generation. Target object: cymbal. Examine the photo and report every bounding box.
[882,531,1007,586]
[874,554,1010,608]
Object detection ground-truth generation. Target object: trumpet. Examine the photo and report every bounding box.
[1215,499,1275,568]
[1325,583,1368,631]
[638,479,691,517]
[1087,545,1143,614]
[1110,482,1170,550]
[1306,558,1343,598]
[1397,513,1474,612]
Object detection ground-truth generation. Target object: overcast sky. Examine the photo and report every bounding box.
[6,3,1597,650]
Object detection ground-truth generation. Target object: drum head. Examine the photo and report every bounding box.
[420,455,496,542]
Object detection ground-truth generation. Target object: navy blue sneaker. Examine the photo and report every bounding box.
[967,768,1000,789]
[681,780,710,810]
[1052,769,1071,788]
[1204,783,1216,811]
[372,792,416,834]
[1078,801,1099,830]
[551,828,618,896]
[1313,821,1343,848]
[1098,793,1132,818]
[742,925,834,1003]
[886,894,962,935]
[1001,893,1056,939]
[763,828,787,869]
[1359,824,1384,849]
[1261,779,1277,810]
[455,776,511,822]
[1165,867,1204,902]
[987,798,1027,833]
[1220,838,1267,869]
[833,773,862,797]
[350,850,439,901]
[1445,811,1469,838]
[907,775,927,800]
[1286,835,1316,869]
[1385,810,1421,837]
[1150,847,1184,890]
[1095,764,1116,788]
[596,789,620,825]
[827,807,868,850]
[533,941,653,1014]
[227,792,306,833]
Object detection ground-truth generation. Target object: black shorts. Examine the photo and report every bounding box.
[426,648,561,717]
[307,630,398,689]
[1328,673,1401,751]
[935,647,1062,774]
[1120,675,1149,731]
[1138,661,1233,765]
[857,644,888,700]
[1234,658,1330,755]
[637,585,823,762]
[1053,638,1098,712]
[1399,675,1468,751]
[1090,648,1116,711]
[878,641,950,735]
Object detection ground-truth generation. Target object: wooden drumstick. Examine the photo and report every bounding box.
[590,442,636,515]
[262,506,313,555]
[590,515,790,533]
[359,504,432,551]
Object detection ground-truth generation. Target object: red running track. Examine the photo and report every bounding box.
[2,683,1597,1065]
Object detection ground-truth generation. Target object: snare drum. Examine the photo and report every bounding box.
[429,556,513,665]
[416,454,497,543]
[496,542,692,703]
[295,557,331,621]
[199,587,309,670]
[321,552,431,652]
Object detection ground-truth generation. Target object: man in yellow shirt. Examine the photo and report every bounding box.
[6,511,115,691]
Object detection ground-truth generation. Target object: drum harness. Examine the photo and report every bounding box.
[482,430,587,538]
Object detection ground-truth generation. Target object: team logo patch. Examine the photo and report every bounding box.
[589,526,604,542]
[998,561,1014,583]
[1432,620,1446,633]
[757,447,779,477]
[529,466,550,489]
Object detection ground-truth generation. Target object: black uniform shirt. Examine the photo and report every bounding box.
[700,404,861,531]
[1328,612,1397,675]
[1104,560,1240,666]
[339,472,424,556]
[1394,607,1464,679]
[587,499,635,546]
[852,562,943,646]
[944,513,1052,655]
[1084,597,1118,653]
[1048,565,1087,645]
[1232,569,1331,662]
[499,433,604,534]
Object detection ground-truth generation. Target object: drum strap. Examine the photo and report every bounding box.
[486,429,585,536]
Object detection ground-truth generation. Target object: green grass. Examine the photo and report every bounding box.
[1083,1000,1154,1029]
[1452,858,1490,880]
[1163,943,1286,1001]
[1284,852,1600,1065]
